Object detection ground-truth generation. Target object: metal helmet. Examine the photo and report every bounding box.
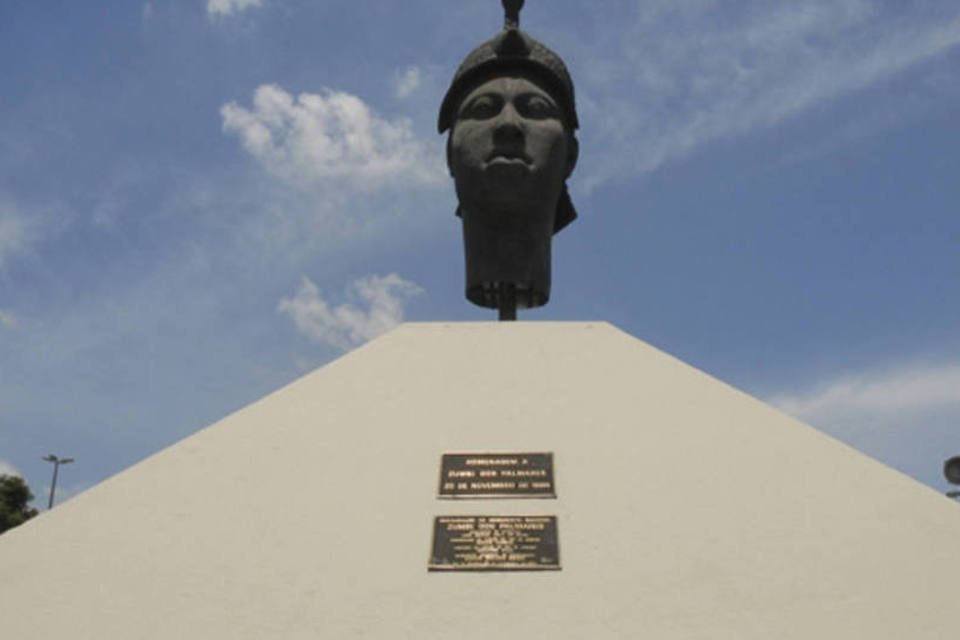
[438,0,580,232]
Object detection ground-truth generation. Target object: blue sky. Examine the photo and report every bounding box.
[1,0,958,506]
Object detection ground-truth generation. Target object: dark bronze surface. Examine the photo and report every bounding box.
[428,515,560,571]
[503,0,524,29]
[438,1,578,137]
[440,1,579,318]
[438,452,555,499]
[944,456,960,485]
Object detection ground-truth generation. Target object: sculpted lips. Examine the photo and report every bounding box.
[485,149,532,167]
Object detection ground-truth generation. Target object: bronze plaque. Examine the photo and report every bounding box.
[438,452,555,498]
[428,516,560,571]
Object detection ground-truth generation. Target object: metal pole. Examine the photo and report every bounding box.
[498,283,517,321]
[42,454,74,510]
[47,459,59,510]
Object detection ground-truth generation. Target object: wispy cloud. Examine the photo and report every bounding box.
[393,66,423,99]
[769,361,960,434]
[207,0,263,18]
[278,274,423,351]
[767,359,960,487]
[0,309,19,329]
[0,215,29,268]
[576,0,960,187]
[0,459,22,478]
[0,202,43,270]
[221,84,444,190]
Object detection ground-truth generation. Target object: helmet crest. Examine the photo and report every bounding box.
[437,1,579,135]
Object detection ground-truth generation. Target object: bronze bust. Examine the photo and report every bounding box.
[439,0,580,320]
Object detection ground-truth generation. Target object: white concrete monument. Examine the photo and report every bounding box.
[2,322,959,638]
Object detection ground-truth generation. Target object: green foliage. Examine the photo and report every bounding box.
[0,474,39,534]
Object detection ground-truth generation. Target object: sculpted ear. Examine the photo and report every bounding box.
[446,134,456,177]
[565,134,579,178]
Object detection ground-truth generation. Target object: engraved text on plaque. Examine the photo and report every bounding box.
[438,452,555,498]
[428,515,560,571]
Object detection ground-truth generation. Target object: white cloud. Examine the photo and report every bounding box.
[0,209,37,269]
[278,274,423,351]
[769,362,960,434]
[0,196,68,269]
[0,459,22,478]
[577,0,960,187]
[767,360,960,487]
[207,0,263,18]
[142,3,154,21]
[221,84,444,189]
[393,66,423,99]
[0,309,18,329]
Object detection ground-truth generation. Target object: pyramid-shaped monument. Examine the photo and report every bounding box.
[2,322,959,638]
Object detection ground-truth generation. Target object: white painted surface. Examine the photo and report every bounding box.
[2,322,959,638]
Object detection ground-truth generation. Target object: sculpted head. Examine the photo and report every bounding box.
[438,3,580,313]
[447,73,578,229]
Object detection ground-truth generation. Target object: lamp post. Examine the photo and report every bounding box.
[944,456,960,501]
[41,454,74,510]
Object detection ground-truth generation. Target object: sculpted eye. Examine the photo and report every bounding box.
[461,95,500,119]
[521,94,559,119]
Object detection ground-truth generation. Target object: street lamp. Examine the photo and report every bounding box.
[944,456,960,501]
[41,454,74,510]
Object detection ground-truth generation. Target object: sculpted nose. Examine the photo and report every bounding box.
[492,104,524,146]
